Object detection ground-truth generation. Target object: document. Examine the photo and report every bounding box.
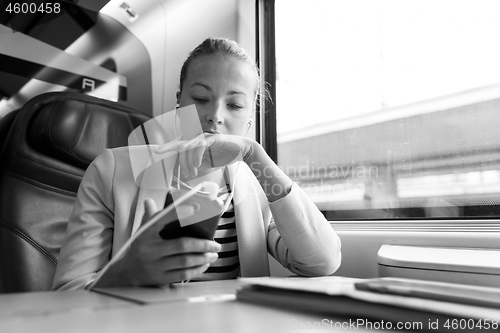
[355,277,500,309]
[236,276,500,332]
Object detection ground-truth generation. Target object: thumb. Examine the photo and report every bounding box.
[141,198,158,226]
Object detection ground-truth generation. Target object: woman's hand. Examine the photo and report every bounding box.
[154,133,293,202]
[92,199,221,287]
[155,133,255,177]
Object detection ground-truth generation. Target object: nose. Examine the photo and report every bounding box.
[205,102,224,124]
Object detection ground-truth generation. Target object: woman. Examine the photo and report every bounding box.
[52,38,341,290]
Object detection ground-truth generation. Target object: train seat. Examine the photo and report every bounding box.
[0,92,152,293]
[0,110,18,152]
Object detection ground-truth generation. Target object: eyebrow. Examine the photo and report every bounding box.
[191,82,211,91]
[191,82,247,97]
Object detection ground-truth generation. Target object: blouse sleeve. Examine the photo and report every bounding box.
[52,150,116,290]
[266,183,342,276]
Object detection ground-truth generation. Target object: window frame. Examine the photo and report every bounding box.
[255,0,278,163]
[260,0,500,231]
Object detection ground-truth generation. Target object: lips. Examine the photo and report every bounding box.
[203,130,220,135]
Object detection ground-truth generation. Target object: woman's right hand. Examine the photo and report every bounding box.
[92,198,221,287]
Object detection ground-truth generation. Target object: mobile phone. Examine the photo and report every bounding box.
[158,188,225,240]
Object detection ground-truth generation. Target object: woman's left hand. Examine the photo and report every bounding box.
[154,133,254,177]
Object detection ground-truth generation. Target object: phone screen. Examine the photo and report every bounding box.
[159,189,224,240]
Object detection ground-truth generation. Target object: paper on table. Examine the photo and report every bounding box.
[93,279,241,305]
[237,276,500,321]
[239,276,360,295]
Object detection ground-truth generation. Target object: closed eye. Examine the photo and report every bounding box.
[192,97,209,104]
[228,103,243,109]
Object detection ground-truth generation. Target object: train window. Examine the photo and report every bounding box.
[274,0,500,220]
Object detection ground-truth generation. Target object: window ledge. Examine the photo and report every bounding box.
[377,244,500,287]
[330,220,500,232]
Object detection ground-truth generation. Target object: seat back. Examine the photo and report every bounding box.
[0,110,18,151]
[0,92,151,293]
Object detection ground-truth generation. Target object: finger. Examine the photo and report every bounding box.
[166,238,221,255]
[176,133,205,154]
[177,138,200,176]
[162,252,218,271]
[182,136,207,176]
[141,198,158,227]
[193,144,209,169]
[153,140,183,154]
[194,135,220,169]
[139,238,220,266]
[178,142,190,177]
[188,143,208,176]
[185,141,198,177]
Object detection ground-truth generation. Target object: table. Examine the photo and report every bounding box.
[0,279,393,333]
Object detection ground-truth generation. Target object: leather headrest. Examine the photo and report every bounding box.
[28,98,150,169]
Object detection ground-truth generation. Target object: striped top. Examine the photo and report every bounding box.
[192,189,240,281]
[166,176,240,281]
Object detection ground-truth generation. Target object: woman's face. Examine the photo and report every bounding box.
[177,54,256,136]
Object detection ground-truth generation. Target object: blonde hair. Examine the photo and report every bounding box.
[179,37,262,105]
